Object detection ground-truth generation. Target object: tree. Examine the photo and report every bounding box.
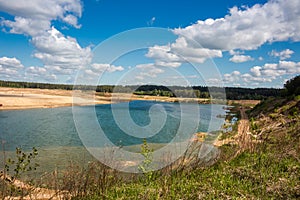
[284,75,300,96]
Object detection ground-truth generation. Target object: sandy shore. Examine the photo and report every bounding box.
[0,87,210,110]
[0,87,113,110]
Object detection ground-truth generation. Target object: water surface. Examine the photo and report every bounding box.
[0,100,225,173]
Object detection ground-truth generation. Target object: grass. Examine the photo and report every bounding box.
[67,123,299,200]
[84,148,299,199]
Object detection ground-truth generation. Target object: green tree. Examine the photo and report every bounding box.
[284,75,300,96]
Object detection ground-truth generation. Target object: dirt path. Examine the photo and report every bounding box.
[232,107,255,154]
[214,106,252,148]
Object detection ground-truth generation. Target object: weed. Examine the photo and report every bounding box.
[138,139,154,182]
[5,147,39,179]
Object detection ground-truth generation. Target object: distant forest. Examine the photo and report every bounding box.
[0,80,283,100]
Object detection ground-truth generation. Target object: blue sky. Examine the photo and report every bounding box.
[0,0,300,88]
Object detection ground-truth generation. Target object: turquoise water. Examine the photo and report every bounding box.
[0,100,225,173]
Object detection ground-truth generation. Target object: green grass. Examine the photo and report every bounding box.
[73,148,299,199]
[69,127,300,199]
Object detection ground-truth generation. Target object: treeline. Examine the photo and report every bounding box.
[0,80,283,100]
[0,80,74,90]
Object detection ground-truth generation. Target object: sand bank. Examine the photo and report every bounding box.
[0,87,210,110]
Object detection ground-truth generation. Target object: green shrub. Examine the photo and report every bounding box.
[5,147,39,179]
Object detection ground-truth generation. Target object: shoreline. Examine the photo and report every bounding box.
[0,87,211,111]
[0,87,259,111]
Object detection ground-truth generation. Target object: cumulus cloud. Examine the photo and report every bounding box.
[135,63,165,80]
[0,67,20,79]
[78,63,125,82]
[147,0,300,66]
[223,71,241,83]
[25,66,57,81]
[1,17,50,36]
[241,73,274,83]
[225,60,300,86]
[0,56,24,80]
[250,61,300,77]
[270,49,294,60]
[32,27,92,71]
[136,63,164,76]
[250,66,262,77]
[173,0,300,51]
[0,57,24,69]
[91,63,124,73]
[146,37,222,65]
[229,55,254,63]
[146,45,182,65]
[0,0,82,35]
[0,0,91,82]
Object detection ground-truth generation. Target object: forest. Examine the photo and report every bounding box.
[0,79,283,100]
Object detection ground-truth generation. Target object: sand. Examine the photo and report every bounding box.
[0,87,107,110]
[0,87,210,110]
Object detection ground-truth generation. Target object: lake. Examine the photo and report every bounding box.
[0,100,225,174]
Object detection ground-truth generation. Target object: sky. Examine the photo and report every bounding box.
[0,0,300,88]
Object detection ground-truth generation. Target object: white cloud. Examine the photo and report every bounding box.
[90,63,124,74]
[147,0,300,66]
[0,0,82,34]
[270,49,294,60]
[250,66,262,77]
[170,37,223,63]
[135,63,165,79]
[146,45,182,64]
[1,17,50,36]
[0,56,24,80]
[250,61,300,78]
[146,37,222,65]
[155,61,182,68]
[279,61,300,74]
[26,66,47,75]
[147,17,156,26]
[173,0,300,51]
[0,0,91,82]
[79,63,125,82]
[62,14,81,29]
[224,60,300,85]
[229,50,244,56]
[241,73,274,83]
[25,66,57,81]
[229,55,253,63]
[32,27,92,72]
[223,71,241,83]
[206,78,222,85]
[0,66,19,76]
[0,57,24,69]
